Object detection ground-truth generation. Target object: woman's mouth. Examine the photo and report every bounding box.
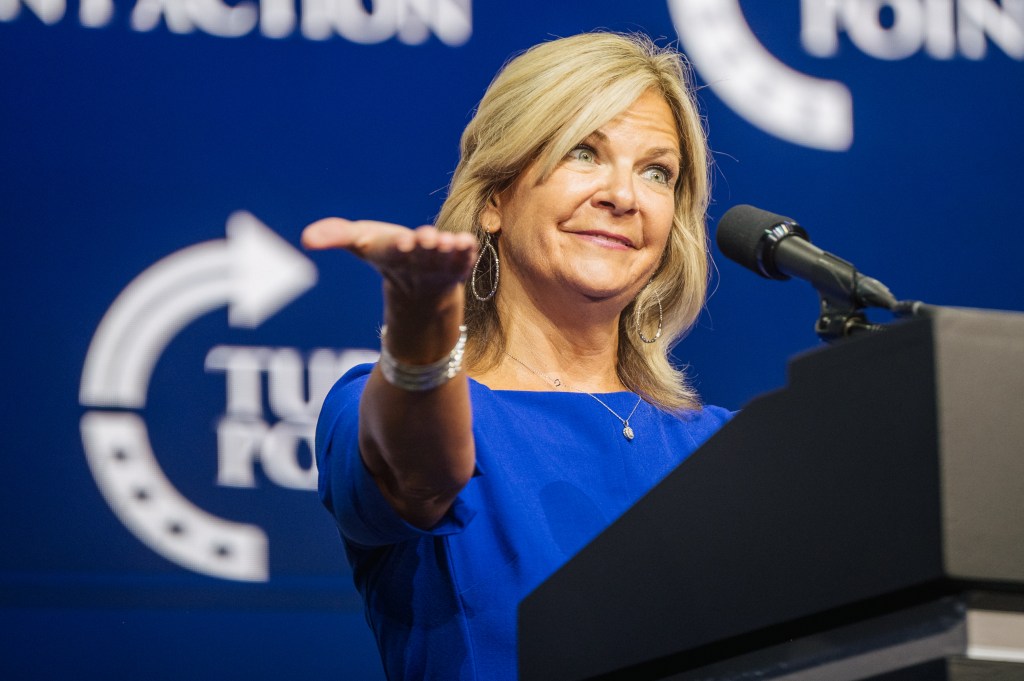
[573,230,635,250]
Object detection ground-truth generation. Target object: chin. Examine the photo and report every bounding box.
[569,278,637,304]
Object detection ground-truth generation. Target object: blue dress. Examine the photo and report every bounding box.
[316,363,732,680]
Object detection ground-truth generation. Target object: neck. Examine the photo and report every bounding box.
[474,279,629,393]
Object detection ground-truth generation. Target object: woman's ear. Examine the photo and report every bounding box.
[480,193,502,235]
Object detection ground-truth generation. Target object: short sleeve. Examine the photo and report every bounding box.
[314,363,477,548]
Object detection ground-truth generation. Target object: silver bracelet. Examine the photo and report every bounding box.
[378,324,468,391]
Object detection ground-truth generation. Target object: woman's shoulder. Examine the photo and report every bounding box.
[675,402,735,441]
[317,362,374,428]
[326,362,374,396]
[689,403,736,426]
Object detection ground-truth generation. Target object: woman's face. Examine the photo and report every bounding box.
[483,90,679,311]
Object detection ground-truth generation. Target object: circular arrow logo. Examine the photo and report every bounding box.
[669,0,854,151]
[79,211,318,581]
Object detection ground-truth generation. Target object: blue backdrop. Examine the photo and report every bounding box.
[2,0,1022,677]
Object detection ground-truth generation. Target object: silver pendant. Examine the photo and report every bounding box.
[623,425,635,441]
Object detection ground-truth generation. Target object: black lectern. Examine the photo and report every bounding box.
[519,308,1024,681]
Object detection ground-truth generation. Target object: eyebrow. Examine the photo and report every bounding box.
[648,147,683,164]
[583,131,682,164]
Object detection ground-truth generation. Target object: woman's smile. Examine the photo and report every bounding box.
[569,229,636,250]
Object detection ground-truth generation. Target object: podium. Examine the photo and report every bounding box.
[519,308,1024,681]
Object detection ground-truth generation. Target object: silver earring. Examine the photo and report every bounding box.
[471,232,499,302]
[635,289,663,344]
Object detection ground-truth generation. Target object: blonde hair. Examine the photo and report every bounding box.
[437,32,711,412]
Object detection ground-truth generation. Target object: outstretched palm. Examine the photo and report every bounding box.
[302,219,478,301]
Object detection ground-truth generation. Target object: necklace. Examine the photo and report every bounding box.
[504,351,643,441]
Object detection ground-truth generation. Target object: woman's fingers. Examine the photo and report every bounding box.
[302,218,406,253]
[301,217,353,250]
[303,219,479,294]
[381,226,478,296]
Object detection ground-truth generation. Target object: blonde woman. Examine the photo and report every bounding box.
[303,32,732,680]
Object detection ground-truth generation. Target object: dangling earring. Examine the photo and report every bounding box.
[634,288,663,344]
[471,231,500,302]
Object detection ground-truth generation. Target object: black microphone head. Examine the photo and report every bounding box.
[716,204,808,280]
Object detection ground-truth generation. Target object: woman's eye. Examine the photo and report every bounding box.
[568,146,596,163]
[642,166,673,186]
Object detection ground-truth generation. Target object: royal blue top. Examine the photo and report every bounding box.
[316,363,732,681]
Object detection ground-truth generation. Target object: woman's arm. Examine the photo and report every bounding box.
[303,218,478,529]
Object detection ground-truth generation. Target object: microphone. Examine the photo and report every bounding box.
[716,204,898,311]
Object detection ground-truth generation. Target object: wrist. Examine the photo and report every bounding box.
[382,281,466,364]
[384,282,464,321]
[378,324,467,392]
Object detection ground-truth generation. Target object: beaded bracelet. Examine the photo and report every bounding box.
[378,325,468,391]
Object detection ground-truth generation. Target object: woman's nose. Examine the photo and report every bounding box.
[593,165,638,216]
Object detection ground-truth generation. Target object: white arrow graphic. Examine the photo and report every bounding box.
[81,411,269,581]
[78,212,317,581]
[80,211,318,409]
[669,0,854,151]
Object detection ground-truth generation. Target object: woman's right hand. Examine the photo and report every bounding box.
[301,218,478,303]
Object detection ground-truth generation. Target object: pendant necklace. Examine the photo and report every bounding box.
[504,351,643,441]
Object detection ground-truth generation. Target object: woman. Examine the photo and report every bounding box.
[303,32,732,680]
